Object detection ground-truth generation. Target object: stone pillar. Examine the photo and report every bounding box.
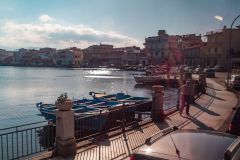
[151,86,164,121]
[55,100,76,156]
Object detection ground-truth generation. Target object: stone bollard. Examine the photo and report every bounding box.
[151,85,164,121]
[55,100,76,156]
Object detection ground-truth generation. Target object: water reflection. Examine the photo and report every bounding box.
[87,69,111,75]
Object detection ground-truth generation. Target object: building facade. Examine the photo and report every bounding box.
[53,48,83,67]
[144,30,181,65]
[0,49,14,65]
[180,34,203,67]
[203,26,240,67]
[83,44,114,67]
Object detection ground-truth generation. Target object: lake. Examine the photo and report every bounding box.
[0,66,177,129]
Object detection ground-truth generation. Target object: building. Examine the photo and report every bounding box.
[53,47,83,67]
[83,44,114,67]
[180,34,203,67]
[13,48,56,66]
[0,49,14,65]
[13,48,28,65]
[203,25,240,67]
[114,46,143,66]
[182,44,203,67]
[32,48,56,66]
[144,30,181,65]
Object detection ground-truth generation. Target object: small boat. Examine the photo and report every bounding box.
[36,102,103,120]
[36,102,109,131]
[134,75,164,84]
[36,93,150,131]
[89,92,151,102]
[36,97,131,121]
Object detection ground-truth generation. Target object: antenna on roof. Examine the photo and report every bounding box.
[169,133,181,160]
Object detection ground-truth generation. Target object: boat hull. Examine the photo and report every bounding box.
[134,75,163,84]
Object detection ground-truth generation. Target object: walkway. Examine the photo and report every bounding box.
[34,78,238,160]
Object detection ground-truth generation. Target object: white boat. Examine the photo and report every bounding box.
[134,75,164,84]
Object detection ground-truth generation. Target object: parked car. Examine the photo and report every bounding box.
[228,107,240,136]
[203,68,215,78]
[225,75,240,89]
[213,65,225,72]
[130,127,240,160]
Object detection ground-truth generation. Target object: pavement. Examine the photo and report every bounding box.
[34,76,239,160]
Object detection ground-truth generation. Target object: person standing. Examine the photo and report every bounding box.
[179,80,191,115]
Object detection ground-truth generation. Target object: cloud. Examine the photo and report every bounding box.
[214,15,223,21]
[0,20,142,50]
[39,14,55,22]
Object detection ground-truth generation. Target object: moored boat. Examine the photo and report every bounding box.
[134,75,164,84]
[89,92,151,102]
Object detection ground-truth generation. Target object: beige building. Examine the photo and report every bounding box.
[144,30,181,65]
[203,26,240,67]
[53,47,83,67]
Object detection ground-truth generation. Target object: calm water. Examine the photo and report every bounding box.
[0,66,177,129]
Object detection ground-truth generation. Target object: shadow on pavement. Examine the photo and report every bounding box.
[188,115,215,131]
[205,92,226,101]
[192,103,220,116]
[206,86,222,91]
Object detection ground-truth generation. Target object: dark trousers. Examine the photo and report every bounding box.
[184,95,190,114]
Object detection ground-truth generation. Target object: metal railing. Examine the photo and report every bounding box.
[0,121,55,160]
[74,101,152,142]
[163,91,180,114]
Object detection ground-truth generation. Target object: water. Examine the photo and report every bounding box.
[0,66,178,129]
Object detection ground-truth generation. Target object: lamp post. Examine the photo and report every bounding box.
[227,14,240,90]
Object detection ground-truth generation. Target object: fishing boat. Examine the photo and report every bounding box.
[36,93,150,131]
[36,102,109,131]
[36,97,132,121]
[36,102,102,120]
[89,92,151,102]
[134,75,164,84]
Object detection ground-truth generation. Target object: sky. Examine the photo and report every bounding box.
[0,0,239,50]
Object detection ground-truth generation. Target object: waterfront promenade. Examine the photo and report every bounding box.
[34,77,238,160]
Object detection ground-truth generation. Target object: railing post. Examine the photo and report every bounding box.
[184,72,192,81]
[55,100,76,156]
[199,74,206,87]
[199,74,206,93]
[189,80,195,103]
[151,85,165,121]
[121,102,126,133]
